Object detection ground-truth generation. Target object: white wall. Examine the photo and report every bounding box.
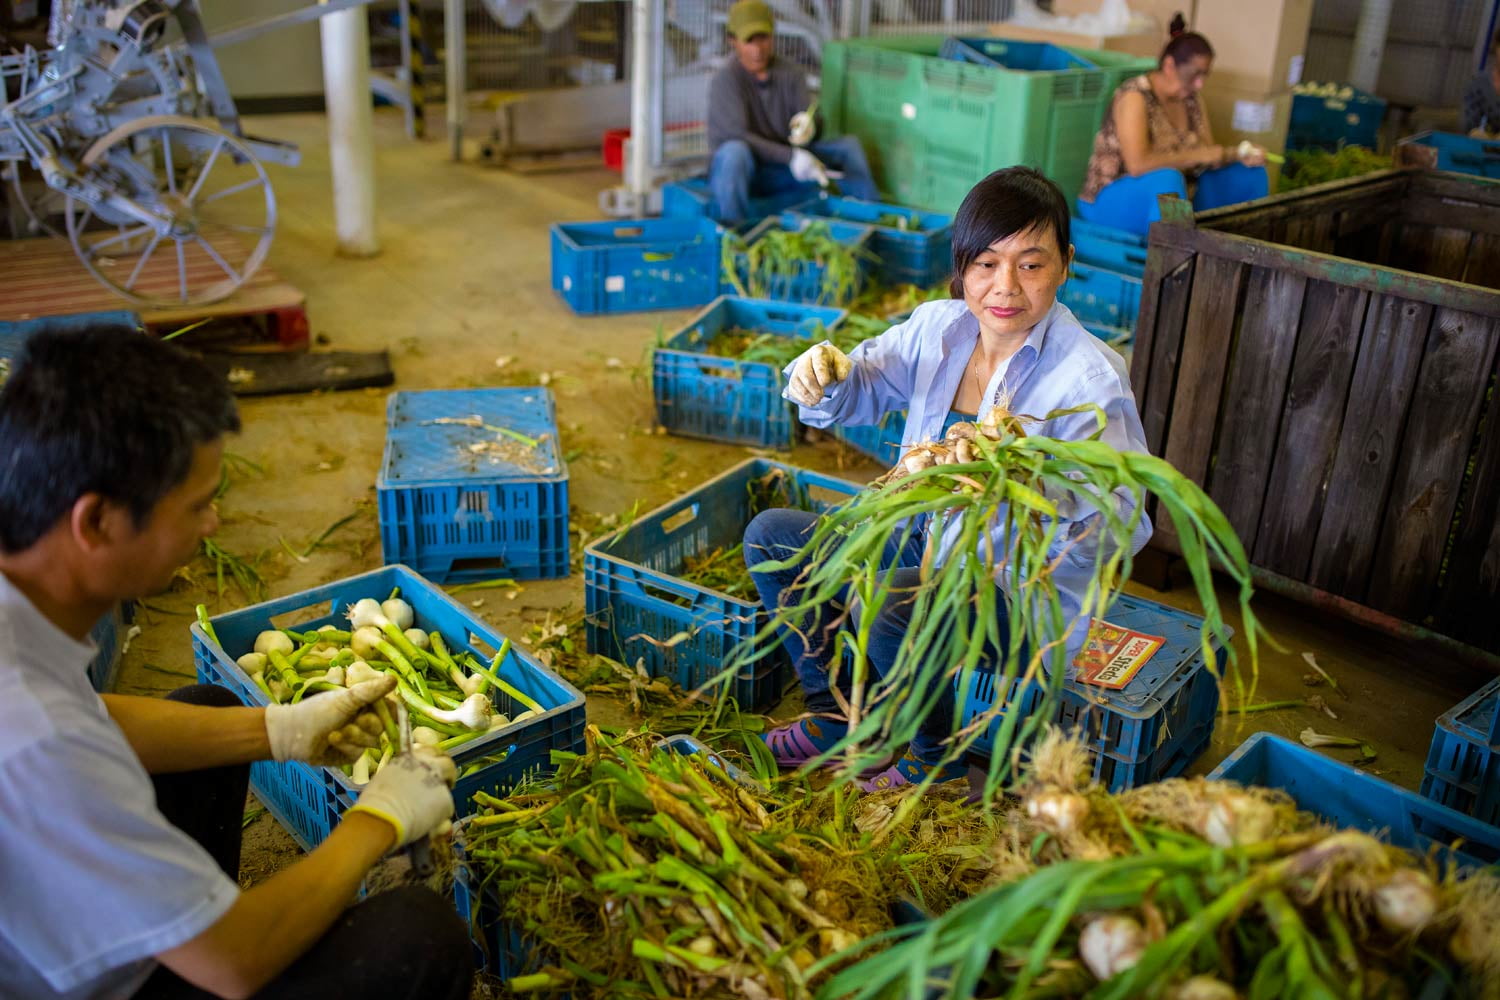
[200,0,326,101]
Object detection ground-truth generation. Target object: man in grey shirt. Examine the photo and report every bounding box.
[706,0,878,224]
[1460,28,1500,137]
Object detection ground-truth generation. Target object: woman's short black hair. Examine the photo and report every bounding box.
[1161,28,1213,70]
[0,325,240,553]
[948,166,1071,298]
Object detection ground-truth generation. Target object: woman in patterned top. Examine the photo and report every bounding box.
[1077,24,1269,236]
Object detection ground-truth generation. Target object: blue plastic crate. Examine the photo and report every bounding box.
[190,565,586,851]
[940,37,1096,72]
[832,409,907,466]
[1070,217,1148,277]
[1287,84,1386,153]
[1400,131,1500,179]
[377,388,569,583]
[1084,322,1132,346]
[660,175,819,223]
[1420,676,1500,830]
[1,311,144,361]
[86,603,129,694]
[584,459,863,711]
[723,214,875,306]
[653,296,847,448]
[788,195,953,287]
[959,594,1227,792]
[1059,260,1142,330]
[550,216,724,315]
[1213,732,1500,870]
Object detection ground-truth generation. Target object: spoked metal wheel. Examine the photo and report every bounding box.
[65,115,276,307]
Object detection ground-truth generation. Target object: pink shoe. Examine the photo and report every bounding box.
[762,717,848,768]
[857,752,968,793]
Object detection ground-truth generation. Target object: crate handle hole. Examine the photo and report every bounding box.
[660,505,700,534]
[448,556,512,579]
[806,484,851,507]
[614,226,646,238]
[467,632,500,658]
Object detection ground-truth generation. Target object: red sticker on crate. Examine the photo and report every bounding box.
[1074,619,1164,689]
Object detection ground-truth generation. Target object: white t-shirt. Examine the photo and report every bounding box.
[0,572,239,999]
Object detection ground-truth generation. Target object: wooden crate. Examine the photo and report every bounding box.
[1131,169,1500,663]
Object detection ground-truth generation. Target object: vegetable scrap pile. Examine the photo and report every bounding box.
[457,727,992,999]
[722,220,870,307]
[828,728,1500,999]
[423,414,558,477]
[1279,146,1391,192]
[197,591,545,784]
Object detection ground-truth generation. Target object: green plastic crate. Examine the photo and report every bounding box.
[821,35,1109,213]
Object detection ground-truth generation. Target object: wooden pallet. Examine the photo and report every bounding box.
[0,236,309,349]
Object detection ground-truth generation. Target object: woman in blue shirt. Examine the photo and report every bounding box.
[745,166,1152,791]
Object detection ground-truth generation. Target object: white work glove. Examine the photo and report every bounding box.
[347,747,457,848]
[786,342,852,408]
[788,110,816,147]
[789,148,830,187]
[264,674,397,764]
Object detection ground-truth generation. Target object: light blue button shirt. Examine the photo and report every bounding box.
[786,297,1154,663]
[0,573,240,999]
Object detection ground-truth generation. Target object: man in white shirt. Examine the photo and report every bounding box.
[0,325,469,999]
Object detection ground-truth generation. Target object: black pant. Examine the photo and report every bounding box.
[136,685,473,1000]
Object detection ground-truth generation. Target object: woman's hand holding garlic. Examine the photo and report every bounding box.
[786,342,852,408]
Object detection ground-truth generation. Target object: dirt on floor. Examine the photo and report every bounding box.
[106,109,1491,985]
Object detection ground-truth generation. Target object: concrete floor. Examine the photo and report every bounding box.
[112,109,1492,877]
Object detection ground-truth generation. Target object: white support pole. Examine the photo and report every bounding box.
[625,0,653,203]
[320,1,380,257]
[1347,0,1393,95]
[445,0,466,161]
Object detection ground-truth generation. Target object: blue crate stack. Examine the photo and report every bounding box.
[377,388,569,583]
[660,175,819,223]
[1214,732,1500,869]
[191,565,586,851]
[1287,83,1387,153]
[1420,676,1500,830]
[958,593,1226,792]
[1399,131,1500,179]
[550,216,724,315]
[583,458,862,711]
[653,295,847,448]
[831,410,907,466]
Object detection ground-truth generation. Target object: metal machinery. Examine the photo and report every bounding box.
[0,0,383,306]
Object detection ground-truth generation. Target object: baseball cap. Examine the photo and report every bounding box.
[728,0,774,39]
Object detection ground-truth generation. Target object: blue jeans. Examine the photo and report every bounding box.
[708,136,880,225]
[744,507,1014,763]
[1078,163,1269,236]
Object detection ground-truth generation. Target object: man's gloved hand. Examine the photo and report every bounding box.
[789,148,830,187]
[787,342,852,408]
[347,747,457,849]
[264,674,396,764]
[788,110,816,147]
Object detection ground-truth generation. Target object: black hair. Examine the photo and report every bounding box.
[1160,28,1213,70]
[0,325,240,553]
[948,166,1071,298]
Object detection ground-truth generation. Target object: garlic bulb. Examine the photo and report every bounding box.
[1078,915,1147,981]
[253,630,294,656]
[1373,869,1440,935]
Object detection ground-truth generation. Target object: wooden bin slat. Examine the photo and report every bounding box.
[1463,233,1500,288]
[1151,224,1500,319]
[1133,247,1196,455]
[1436,346,1500,649]
[1367,307,1500,621]
[1253,281,1370,579]
[1391,224,1476,284]
[1205,266,1307,550]
[1306,296,1435,598]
